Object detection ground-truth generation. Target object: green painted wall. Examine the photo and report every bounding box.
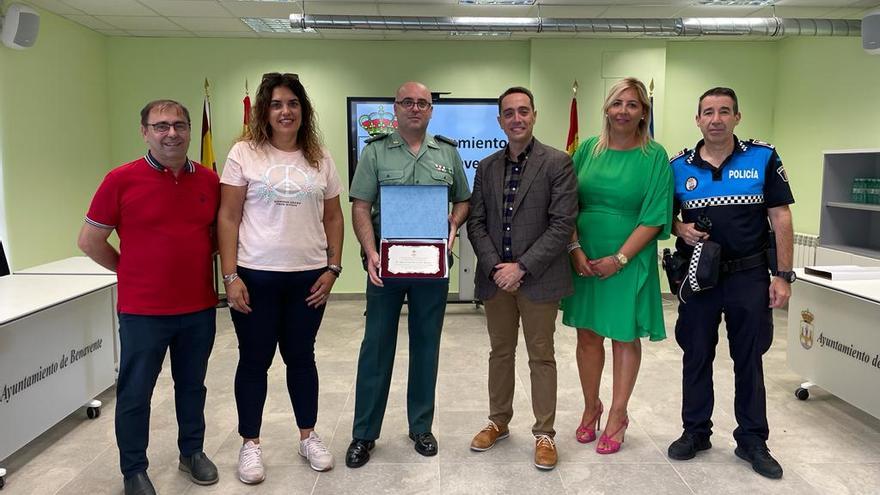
[3,7,876,286]
[106,38,530,293]
[0,8,110,270]
[529,39,667,150]
[774,37,880,235]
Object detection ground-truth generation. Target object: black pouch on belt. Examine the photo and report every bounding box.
[662,248,688,295]
[677,240,722,304]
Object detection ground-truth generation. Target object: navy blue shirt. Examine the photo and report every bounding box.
[670,136,794,260]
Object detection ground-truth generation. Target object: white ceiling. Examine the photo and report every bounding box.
[16,0,880,39]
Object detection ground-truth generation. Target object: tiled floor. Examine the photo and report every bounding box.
[3,297,879,494]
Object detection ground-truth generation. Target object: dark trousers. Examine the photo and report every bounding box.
[674,267,774,448]
[352,277,448,440]
[231,267,326,438]
[115,308,216,477]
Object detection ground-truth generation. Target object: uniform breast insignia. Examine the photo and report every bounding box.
[685,177,698,191]
[670,148,689,162]
[434,135,459,147]
[365,133,391,144]
[434,163,450,174]
[749,139,775,149]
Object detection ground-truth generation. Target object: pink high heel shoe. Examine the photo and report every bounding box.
[596,416,629,454]
[575,402,603,444]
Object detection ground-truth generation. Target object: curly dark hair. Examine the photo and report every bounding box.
[242,73,324,166]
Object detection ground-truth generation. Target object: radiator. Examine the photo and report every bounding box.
[793,232,819,268]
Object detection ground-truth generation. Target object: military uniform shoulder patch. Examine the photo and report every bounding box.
[749,139,775,149]
[670,148,689,163]
[365,133,391,144]
[434,134,459,147]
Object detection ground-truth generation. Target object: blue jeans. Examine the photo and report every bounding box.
[231,267,326,438]
[115,308,216,477]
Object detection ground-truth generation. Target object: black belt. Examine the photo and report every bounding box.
[719,251,767,274]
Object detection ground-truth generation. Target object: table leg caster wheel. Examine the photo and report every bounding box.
[795,387,810,401]
[87,406,101,419]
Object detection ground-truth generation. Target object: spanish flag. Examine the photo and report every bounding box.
[243,84,252,135]
[565,94,579,156]
[200,78,216,172]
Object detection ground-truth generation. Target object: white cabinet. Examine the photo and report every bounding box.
[819,150,880,262]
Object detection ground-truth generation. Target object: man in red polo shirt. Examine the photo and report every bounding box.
[78,99,220,495]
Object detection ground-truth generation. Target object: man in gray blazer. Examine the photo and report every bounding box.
[466,86,577,470]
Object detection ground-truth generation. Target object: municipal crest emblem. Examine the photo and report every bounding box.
[685,177,698,191]
[800,310,814,350]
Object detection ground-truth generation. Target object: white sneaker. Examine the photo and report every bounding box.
[238,440,266,484]
[299,431,334,471]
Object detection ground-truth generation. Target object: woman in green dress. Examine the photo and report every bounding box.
[561,77,673,454]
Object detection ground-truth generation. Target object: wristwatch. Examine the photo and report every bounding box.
[327,264,342,277]
[775,270,797,283]
[614,252,629,267]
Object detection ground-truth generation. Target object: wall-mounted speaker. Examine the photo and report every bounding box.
[1,3,39,50]
[864,11,880,55]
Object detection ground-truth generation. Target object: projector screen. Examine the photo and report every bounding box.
[346,97,507,189]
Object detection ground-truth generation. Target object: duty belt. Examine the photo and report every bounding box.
[719,251,767,274]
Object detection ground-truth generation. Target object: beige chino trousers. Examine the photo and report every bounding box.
[483,289,559,436]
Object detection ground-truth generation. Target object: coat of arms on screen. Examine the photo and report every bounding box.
[800,310,814,350]
[359,105,398,136]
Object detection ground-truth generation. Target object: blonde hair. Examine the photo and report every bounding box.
[594,77,652,156]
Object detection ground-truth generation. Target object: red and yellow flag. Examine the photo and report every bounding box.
[243,94,251,135]
[565,95,579,156]
[200,78,216,171]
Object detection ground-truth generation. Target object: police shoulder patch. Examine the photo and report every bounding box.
[365,133,391,144]
[670,148,689,163]
[749,138,775,149]
[434,134,459,147]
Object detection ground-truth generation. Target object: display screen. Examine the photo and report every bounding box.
[346,97,508,190]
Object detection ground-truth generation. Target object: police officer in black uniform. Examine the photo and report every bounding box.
[667,87,795,479]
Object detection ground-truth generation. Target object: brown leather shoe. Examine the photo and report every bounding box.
[534,434,558,470]
[470,421,509,452]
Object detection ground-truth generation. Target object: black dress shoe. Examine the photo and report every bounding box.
[668,431,712,460]
[735,445,783,479]
[123,471,156,495]
[345,439,375,468]
[409,432,438,457]
[178,451,219,485]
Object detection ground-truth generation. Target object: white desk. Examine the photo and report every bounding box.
[787,269,880,419]
[15,256,121,372]
[0,274,117,484]
[15,256,115,276]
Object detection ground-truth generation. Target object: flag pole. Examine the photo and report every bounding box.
[202,78,226,308]
[648,78,655,138]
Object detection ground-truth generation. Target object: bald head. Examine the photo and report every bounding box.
[393,81,434,138]
[396,81,430,100]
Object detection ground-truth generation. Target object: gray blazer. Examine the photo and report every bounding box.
[467,138,578,303]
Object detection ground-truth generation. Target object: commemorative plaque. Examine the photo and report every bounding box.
[379,185,448,279]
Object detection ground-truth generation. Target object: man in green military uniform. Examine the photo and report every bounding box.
[347,81,470,468]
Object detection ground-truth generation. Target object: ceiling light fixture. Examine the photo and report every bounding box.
[459,0,536,5]
[243,17,315,33]
[697,0,775,5]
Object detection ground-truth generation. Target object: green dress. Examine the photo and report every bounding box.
[561,136,673,342]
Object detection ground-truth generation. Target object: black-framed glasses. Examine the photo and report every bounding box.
[395,99,432,110]
[262,72,299,81]
[145,122,190,133]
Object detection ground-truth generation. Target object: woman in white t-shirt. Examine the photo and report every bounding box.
[218,73,344,484]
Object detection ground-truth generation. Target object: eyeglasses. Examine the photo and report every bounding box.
[262,72,299,81]
[395,99,432,111]
[145,122,190,133]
